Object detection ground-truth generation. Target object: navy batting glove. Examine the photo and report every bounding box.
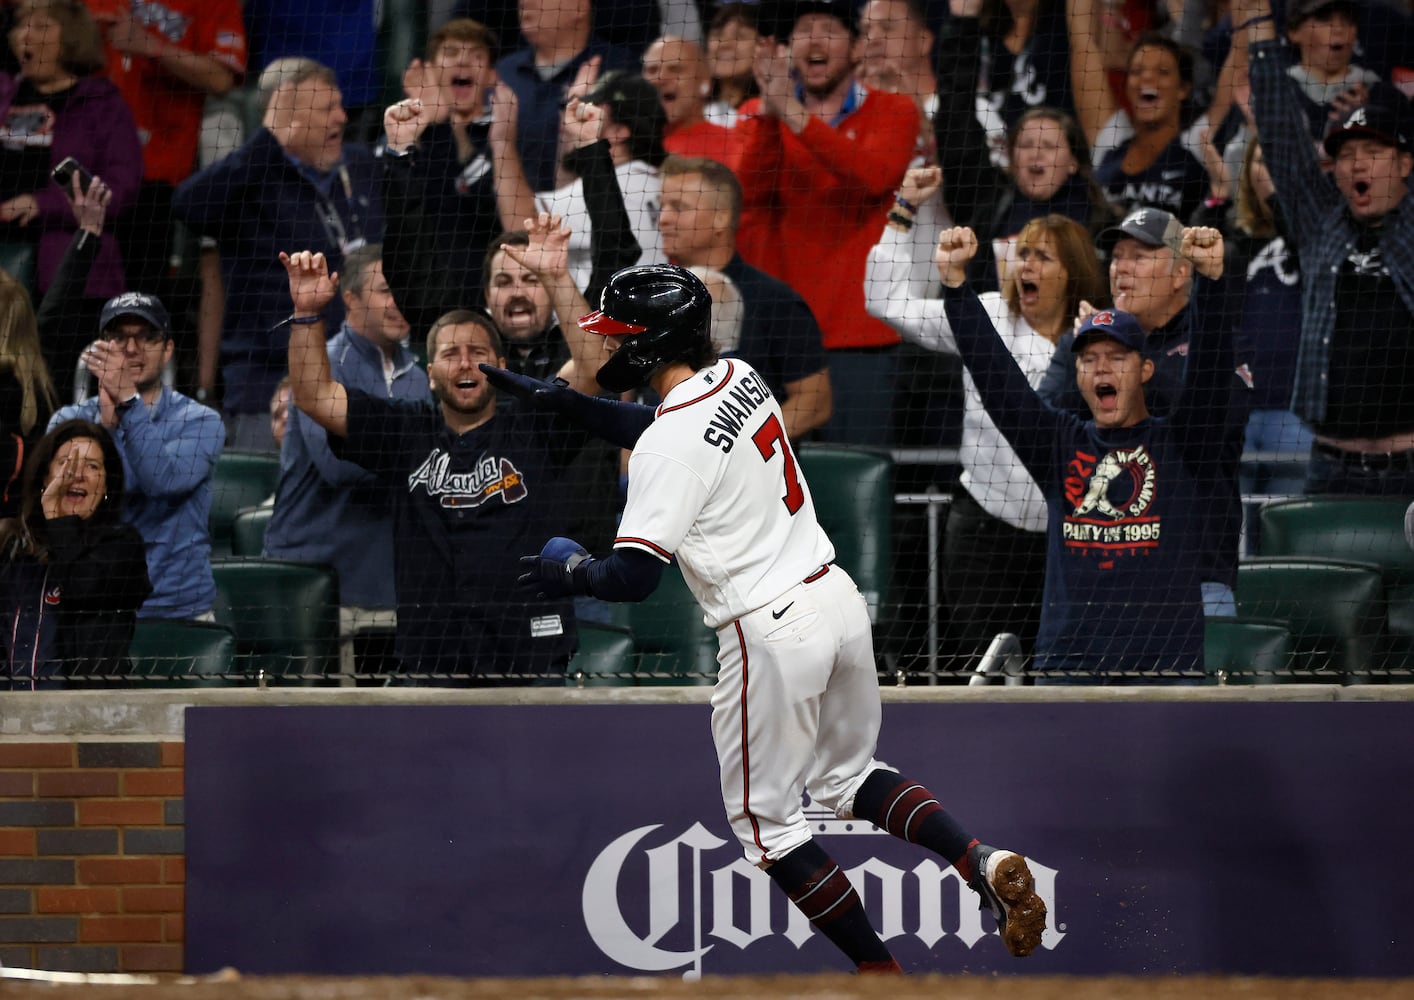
[479,364,572,409]
[517,536,592,599]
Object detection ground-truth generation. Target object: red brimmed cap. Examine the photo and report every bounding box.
[578,310,650,336]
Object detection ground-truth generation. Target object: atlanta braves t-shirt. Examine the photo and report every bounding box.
[340,391,589,674]
[1095,139,1207,223]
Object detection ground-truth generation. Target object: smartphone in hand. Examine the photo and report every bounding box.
[51,156,93,195]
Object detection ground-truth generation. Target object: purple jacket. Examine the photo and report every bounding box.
[0,73,142,297]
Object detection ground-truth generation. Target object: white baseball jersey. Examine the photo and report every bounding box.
[614,358,835,628]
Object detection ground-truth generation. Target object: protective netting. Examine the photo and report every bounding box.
[1,0,1412,688]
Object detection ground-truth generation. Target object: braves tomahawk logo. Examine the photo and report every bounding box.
[580,803,1063,978]
[407,450,529,509]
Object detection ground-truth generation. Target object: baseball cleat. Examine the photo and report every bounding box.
[967,844,1047,957]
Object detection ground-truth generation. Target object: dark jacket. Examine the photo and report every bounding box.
[0,73,142,297]
[1,515,151,688]
[172,128,385,413]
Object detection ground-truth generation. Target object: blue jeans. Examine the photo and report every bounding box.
[1242,408,1315,498]
[1202,581,1237,617]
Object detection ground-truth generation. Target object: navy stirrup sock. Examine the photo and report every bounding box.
[853,769,980,882]
[766,840,895,968]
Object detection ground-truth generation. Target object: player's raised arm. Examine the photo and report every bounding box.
[279,251,349,437]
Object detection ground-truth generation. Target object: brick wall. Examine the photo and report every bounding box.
[0,741,185,974]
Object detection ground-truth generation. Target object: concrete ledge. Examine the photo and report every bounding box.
[2,683,1412,738]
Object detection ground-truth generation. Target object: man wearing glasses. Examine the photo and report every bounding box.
[49,293,225,622]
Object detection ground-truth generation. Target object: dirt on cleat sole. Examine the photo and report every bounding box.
[992,853,1047,957]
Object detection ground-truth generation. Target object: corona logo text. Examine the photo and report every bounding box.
[581,820,1064,977]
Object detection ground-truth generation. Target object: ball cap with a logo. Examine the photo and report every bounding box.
[762,0,859,39]
[1098,207,1185,259]
[1322,98,1414,156]
[1072,309,1147,354]
[99,292,171,337]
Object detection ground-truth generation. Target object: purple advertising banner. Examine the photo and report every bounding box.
[184,702,1414,978]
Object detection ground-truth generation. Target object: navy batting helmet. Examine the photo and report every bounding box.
[579,264,713,393]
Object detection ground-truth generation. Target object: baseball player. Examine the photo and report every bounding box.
[483,264,1047,971]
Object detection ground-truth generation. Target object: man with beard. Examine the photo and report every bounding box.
[734,0,917,446]
[278,215,611,685]
[50,293,224,623]
[383,90,635,563]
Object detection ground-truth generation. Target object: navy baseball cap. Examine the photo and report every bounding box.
[1323,98,1414,156]
[1098,207,1185,258]
[1072,309,1147,353]
[99,292,171,336]
[762,0,859,39]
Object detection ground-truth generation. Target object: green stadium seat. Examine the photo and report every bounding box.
[230,504,273,557]
[568,622,638,687]
[211,558,340,683]
[629,562,718,685]
[209,450,280,557]
[1234,558,1387,683]
[1203,617,1294,685]
[797,444,893,623]
[127,619,238,687]
[1259,496,1414,677]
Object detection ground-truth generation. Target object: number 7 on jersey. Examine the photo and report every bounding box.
[752,414,804,514]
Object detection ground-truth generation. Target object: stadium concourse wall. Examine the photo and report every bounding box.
[1,686,1412,978]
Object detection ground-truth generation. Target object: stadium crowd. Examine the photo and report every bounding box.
[1,0,1412,686]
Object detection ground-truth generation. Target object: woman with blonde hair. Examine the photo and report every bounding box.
[0,269,57,518]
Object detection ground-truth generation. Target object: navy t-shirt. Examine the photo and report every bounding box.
[1231,228,1302,411]
[1096,139,1207,224]
[723,254,828,401]
[947,275,1244,678]
[340,391,588,678]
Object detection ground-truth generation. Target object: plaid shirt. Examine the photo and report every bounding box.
[1248,40,1414,428]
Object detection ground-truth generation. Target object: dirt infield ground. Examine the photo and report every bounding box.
[5,974,1414,999]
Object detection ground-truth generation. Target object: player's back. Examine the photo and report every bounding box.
[618,359,835,628]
